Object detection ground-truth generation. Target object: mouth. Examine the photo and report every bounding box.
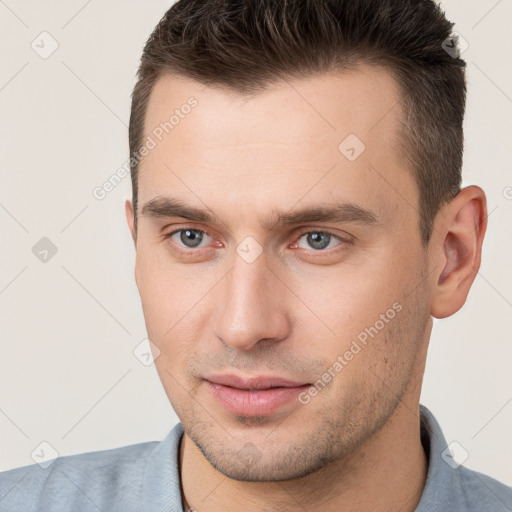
[204,374,312,416]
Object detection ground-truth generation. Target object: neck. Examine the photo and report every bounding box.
[179,402,428,512]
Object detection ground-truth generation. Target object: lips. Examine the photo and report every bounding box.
[206,374,309,390]
[204,373,311,416]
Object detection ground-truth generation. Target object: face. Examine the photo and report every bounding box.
[126,66,433,481]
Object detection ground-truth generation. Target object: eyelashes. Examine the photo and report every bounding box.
[164,227,351,258]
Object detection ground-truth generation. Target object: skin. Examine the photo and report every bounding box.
[125,65,487,512]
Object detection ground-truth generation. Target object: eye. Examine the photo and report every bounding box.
[295,231,344,251]
[167,228,213,249]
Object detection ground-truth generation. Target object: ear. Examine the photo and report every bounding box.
[429,185,487,318]
[125,199,137,246]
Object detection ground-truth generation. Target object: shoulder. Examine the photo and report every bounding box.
[417,404,512,511]
[0,440,159,512]
[457,464,512,511]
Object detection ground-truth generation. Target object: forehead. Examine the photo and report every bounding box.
[138,66,417,229]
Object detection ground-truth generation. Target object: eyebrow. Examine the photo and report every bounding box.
[141,196,379,230]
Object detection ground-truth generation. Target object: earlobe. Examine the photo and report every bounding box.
[430,186,487,319]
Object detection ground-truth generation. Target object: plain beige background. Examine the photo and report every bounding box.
[1,0,511,485]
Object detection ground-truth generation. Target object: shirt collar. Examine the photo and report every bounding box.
[415,403,468,511]
[142,420,185,512]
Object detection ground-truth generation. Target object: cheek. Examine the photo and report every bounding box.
[153,357,190,417]
[135,247,201,331]
[151,324,202,411]
[284,259,419,392]
[288,263,403,340]
[326,304,419,406]
[136,257,209,361]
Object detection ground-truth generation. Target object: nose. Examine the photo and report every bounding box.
[214,247,291,351]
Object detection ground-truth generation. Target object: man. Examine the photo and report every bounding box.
[1,0,511,510]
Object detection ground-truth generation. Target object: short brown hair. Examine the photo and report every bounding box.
[129,0,466,243]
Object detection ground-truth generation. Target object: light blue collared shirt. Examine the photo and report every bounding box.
[1,404,511,511]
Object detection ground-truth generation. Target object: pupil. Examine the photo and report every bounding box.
[181,229,202,247]
[308,232,330,250]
